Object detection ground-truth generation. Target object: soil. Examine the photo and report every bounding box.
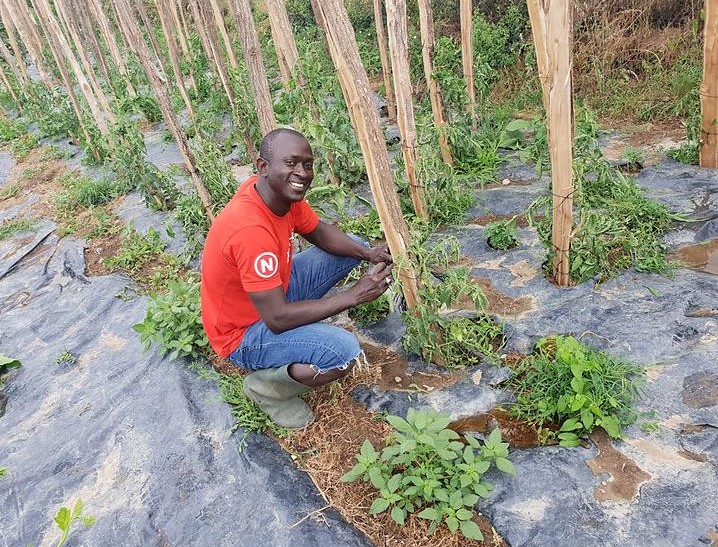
[448,408,547,449]
[451,276,535,318]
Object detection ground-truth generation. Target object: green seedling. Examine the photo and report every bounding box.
[52,498,95,547]
[55,349,77,366]
[341,408,515,541]
[0,467,7,477]
[484,217,519,250]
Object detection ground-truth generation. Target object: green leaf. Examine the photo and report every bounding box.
[601,415,622,438]
[390,505,406,525]
[463,493,480,506]
[581,408,594,430]
[359,439,377,460]
[417,507,439,521]
[495,457,516,475]
[369,498,390,514]
[387,474,402,493]
[456,508,473,520]
[558,432,581,447]
[560,418,581,432]
[340,464,366,483]
[446,516,459,532]
[0,354,21,371]
[53,507,71,531]
[72,498,84,518]
[460,519,484,541]
[386,415,413,433]
[450,490,464,509]
[83,516,96,527]
[487,427,502,446]
[368,467,386,489]
[434,488,449,502]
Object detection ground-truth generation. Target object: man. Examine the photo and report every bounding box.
[200,128,393,429]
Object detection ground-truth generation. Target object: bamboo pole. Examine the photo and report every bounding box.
[0,2,30,86]
[460,0,476,129]
[311,0,421,311]
[373,0,396,121]
[153,0,196,118]
[263,0,302,87]
[0,63,20,104]
[115,0,215,221]
[135,0,169,75]
[74,0,111,84]
[5,0,55,88]
[527,0,574,286]
[228,0,277,136]
[417,0,452,166]
[86,0,137,96]
[386,0,427,219]
[207,0,240,69]
[55,0,115,123]
[700,0,718,168]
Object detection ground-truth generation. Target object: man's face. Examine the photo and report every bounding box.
[260,133,314,203]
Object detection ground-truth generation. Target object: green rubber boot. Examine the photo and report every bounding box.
[243,365,314,429]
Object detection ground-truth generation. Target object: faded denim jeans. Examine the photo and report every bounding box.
[228,238,366,373]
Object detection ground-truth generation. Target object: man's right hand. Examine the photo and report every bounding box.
[351,262,393,305]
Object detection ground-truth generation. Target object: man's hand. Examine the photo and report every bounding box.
[364,243,392,264]
[350,262,393,305]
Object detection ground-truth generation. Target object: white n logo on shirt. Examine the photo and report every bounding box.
[253,252,279,278]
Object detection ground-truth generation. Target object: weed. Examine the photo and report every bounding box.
[348,294,390,325]
[340,209,385,241]
[506,335,644,446]
[51,498,95,547]
[0,353,21,389]
[55,349,77,366]
[621,146,644,165]
[53,171,125,217]
[0,218,35,241]
[102,225,166,274]
[0,467,6,477]
[133,277,209,360]
[191,134,238,212]
[0,117,27,141]
[484,217,519,250]
[9,133,39,161]
[341,408,515,541]
[0,182,22,200]
[640,421,662,434]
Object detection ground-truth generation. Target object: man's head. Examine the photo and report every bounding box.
[256,128,315,212]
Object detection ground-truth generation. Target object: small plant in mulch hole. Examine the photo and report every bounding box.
[503,335,645,447]
[341,408,516,542]
[348,294,390,326]
[54,349,77,367]
[484,217,519,250]
[50,498,95,547]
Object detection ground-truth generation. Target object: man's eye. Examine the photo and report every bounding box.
[304,163,313,170]
[286,160,296,166]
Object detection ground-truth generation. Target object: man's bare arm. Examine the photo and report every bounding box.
[303,220,392,264]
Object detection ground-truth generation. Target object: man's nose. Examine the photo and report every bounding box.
[294,164,307,178]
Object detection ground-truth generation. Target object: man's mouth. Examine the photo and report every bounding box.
[289,181,305,191]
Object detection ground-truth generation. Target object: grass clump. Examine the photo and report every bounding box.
[0,182,22,200]
[0,218,36,241]
[102,225,166,274]
[506,335,644,447]
[53,171,126,217]
[9,133,38,161]
[341,408,515,541]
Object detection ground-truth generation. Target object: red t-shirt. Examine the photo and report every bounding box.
[200,175,320,357]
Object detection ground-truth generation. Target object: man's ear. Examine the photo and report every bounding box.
[256,156,268,176]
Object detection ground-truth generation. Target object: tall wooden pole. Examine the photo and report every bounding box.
[372,0,396,121]
[228,0,277,136]
[207,0,240,69]
[386,0,427,219]
[115,0,215,221]
[700,0,718,168]
[0,2,30,86]
[5,0,55,88]
[417,0,452,166]
[311,0,421,310]
[460,0,477,130]
[527,0,574,286]
[0,63,19,104]
[74,0,111,84]
[194,0,236,105]
[135,0,169,75]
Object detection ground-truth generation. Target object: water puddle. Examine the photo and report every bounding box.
[681,371,718,409]
[360,342,464,392]
[586,429,652,502]
[448,408,545,448]
[674,239,718,275]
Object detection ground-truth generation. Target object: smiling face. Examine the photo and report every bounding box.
[256,132,314,216]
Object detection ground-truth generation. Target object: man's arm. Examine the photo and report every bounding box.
[248,262,393,333]
[303,220,392,264]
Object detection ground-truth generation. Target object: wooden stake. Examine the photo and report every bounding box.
[417,0,452,166]
[372,0,396,121]
[0,2,30,86]
[116,0,215,222]
[228,0,277,136]
[166,0,198,92]
[263,0,302,88]
[195,0,236,105]
[386,0,427,219]
[153,0,196,119]
[460,0,476,129]
[73,0,111,85]
[5,0,55,88]
[700,0,718,168]
[311,0,421,311]
[189,0,218,68]
[0,62,20,104]
[135,0,169,75]
[527,0,574,286]
[207,0,240,69]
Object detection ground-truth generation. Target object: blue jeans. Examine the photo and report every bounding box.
[228,239,365,373]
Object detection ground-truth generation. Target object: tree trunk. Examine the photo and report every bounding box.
[417,0,452,166]
[700,0,718,167]
[373,0,396,121]
[527,0,574,286]
[310,0,421,312]
[386,0,427,219]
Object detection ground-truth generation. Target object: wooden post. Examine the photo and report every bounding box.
[460,0,476,129]
[86,0,137,96]
[373,0,396,121]
[0,63,19,104]
[115,0,216,222]
[386,0,427,219]
[700,0,718,168]
[527,0,574,286]
[228,0,277,136]
[166,0,198,92]
[74,0,111,84]
[417,0,452,166]
[263,0,303,88]
[0,2,30,86]
[154,0,196,118]
[194,0,236,105]
[189,0,218,68]
[311,0,421,310]
[207,0,240,69]
[5,0,56,88]
[135,0,169,75]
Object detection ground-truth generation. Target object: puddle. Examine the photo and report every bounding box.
[681,371,718,409]
[448,408,545,448]
[674,239,718,275]
[586,429,652,502]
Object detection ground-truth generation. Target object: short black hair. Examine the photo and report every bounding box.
[258,128,308,162]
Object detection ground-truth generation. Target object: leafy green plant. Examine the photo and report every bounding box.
[484,217,519,250]
[133,277,209,360]
[507,335,644,446]
[0,353,21,389]
[102,226,166,274]
[55,349,77,366]
[348,294,390,325]
[341,408,515,541]
[0,117,27,141]
[0,467,7,477]
[52,498,95,547]
[9,133,38,161]
[52,171,126,218]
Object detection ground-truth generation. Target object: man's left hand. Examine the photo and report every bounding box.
[365,243,392,264]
